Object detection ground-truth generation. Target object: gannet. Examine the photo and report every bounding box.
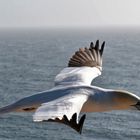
[0,40,140,134]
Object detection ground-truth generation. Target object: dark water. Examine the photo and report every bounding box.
[0,28,140,140]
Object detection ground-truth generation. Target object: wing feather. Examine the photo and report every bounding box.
[68,40,105,67]
[55,40,105,86]
[33,93,88,121]
[33,93,88,133]
[33,40,105,133]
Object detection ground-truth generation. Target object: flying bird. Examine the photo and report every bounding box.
[0,40,140,134]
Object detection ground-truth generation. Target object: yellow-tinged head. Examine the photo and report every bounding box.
[81,88,140,113]
[107,90,140,111]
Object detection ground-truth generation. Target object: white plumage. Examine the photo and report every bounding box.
[0,40,140,134]
[33,92,88,121]
[55,67,101,86]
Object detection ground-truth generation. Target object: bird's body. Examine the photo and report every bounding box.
[0,85,106,113]
[0,40,140,134]
[1,85,139,114]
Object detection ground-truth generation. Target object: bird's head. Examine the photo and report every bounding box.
[108,90,140,111]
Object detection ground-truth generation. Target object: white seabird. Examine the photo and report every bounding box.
[0,40,140,134]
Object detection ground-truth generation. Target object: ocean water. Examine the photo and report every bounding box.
[0,28,140,140]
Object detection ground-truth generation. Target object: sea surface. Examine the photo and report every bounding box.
[0,28,140,140]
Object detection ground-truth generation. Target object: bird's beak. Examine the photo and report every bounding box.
[132,101,140,110]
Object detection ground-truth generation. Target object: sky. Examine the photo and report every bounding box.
[0,0,140,28]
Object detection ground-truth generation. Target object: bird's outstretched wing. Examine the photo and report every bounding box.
[33,93,88,134]
[55,40,105,86]
[34,40,105,133]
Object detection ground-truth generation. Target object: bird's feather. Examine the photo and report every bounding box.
[55,67,101,86]
[55,40,105,86]
[33,93,88,121]
[68,40,105,67]
[33,92,88,133]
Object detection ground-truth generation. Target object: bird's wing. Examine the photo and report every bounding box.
[55,40,105,86]
[33,92,88,134]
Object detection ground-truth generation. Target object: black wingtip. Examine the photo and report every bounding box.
[90,42,94,49]
[71,113,77,124]
[47,113,86,134]
[100,41,105,56]
[69,113,86,134]
[78,114,86,134]
[63,115,69,122]
[95,40,99,50]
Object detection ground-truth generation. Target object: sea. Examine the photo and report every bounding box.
[0,27,140,140]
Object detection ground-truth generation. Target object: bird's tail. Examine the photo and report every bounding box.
[0,104,17,114]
